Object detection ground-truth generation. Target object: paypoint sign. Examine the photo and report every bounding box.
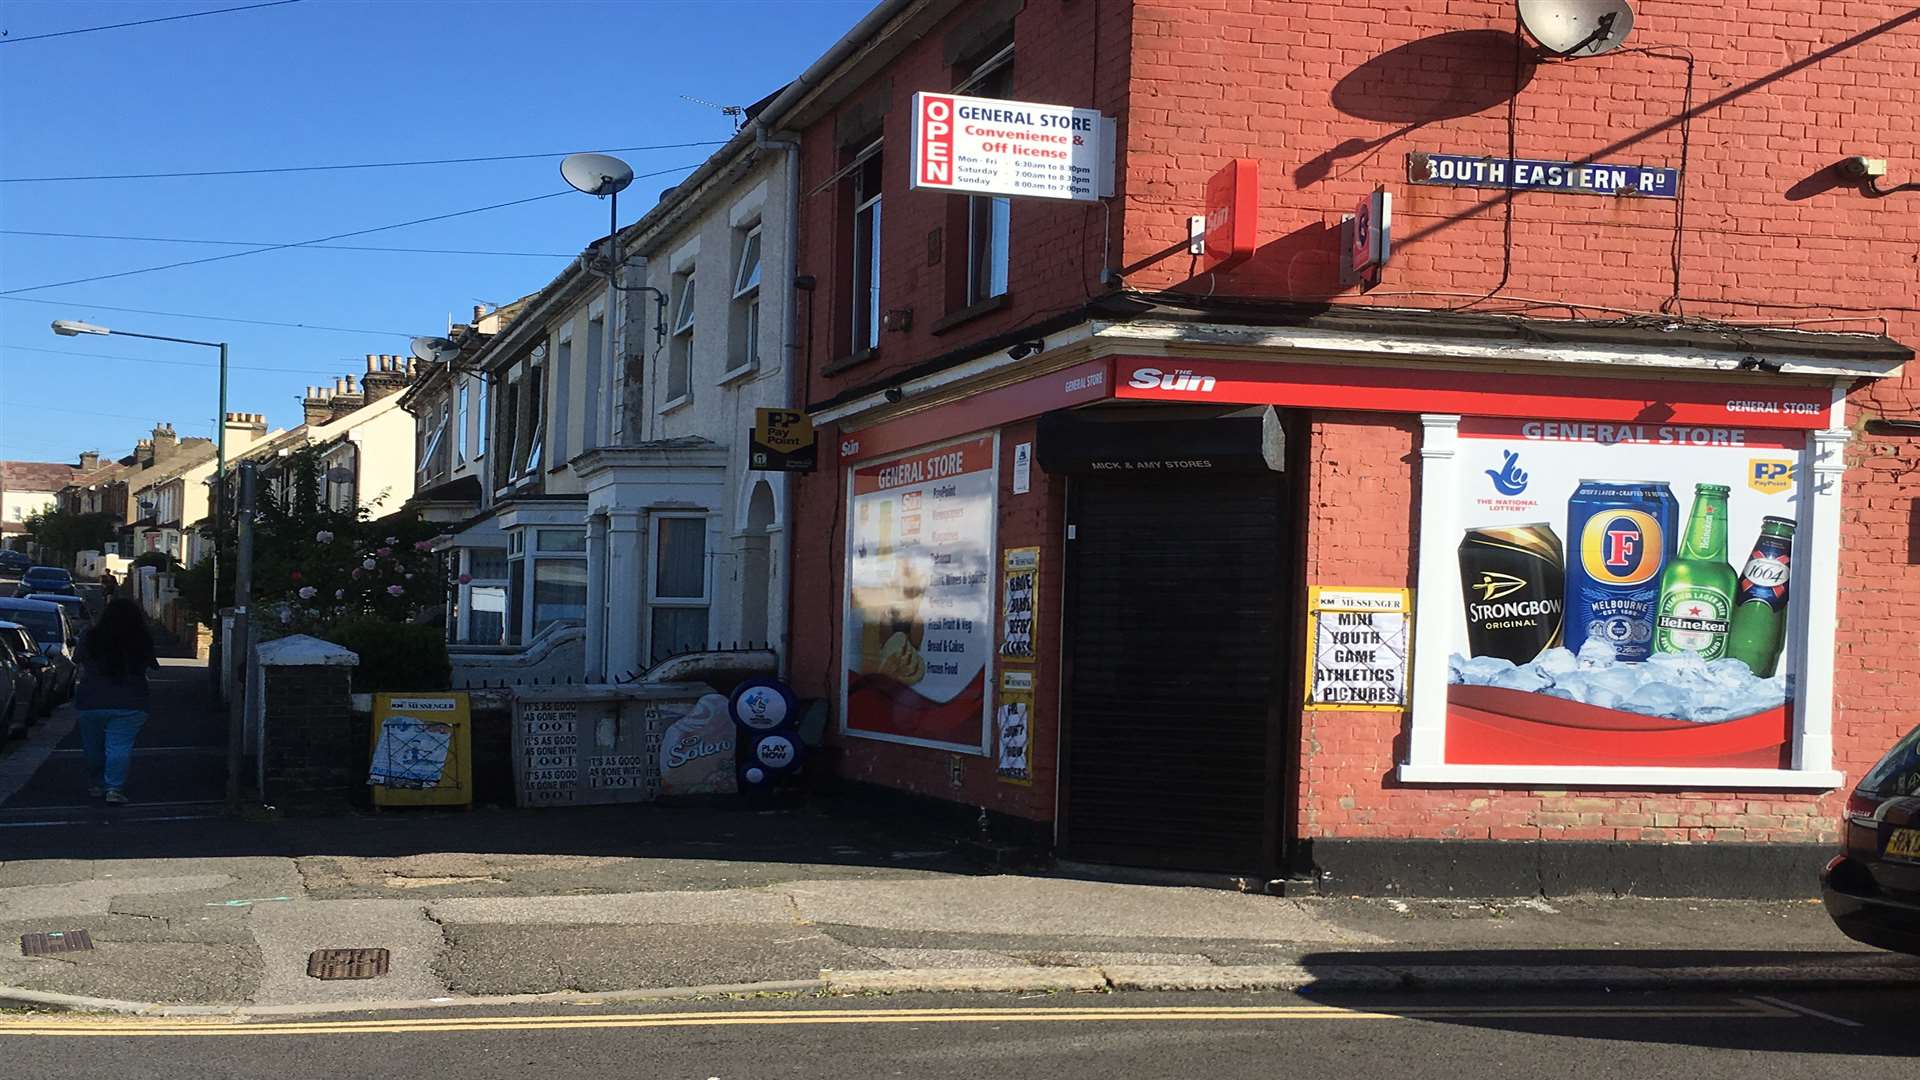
[911,91,1114,203]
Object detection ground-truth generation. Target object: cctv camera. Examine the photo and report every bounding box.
[1006,340,1045,362]
[883,387,905,403]
[1839,156,1888,179]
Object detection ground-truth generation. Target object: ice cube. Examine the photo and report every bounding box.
[1586,664,1649,700]
[1706,657,1757,688]
[1646,651,1710,683]
[1456,655,1517,686]
[1622,682,1689,719]
[1490,664,1552,693]
[1448,653,1468,683]
[1577,638,1617,670]
[1536,647,1579,676]
[1542,673,1587,702]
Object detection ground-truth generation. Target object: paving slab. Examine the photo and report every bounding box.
[437,922,876,995]
[0,874,235,920]
[785,876,1377,942]
[857,947,1030,969]
[429,888,797,927]
[822,966,1109,994]
[246,899,448,1006]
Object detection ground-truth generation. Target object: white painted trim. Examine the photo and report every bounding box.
[810,322,1099,427]
[1794,386,1851,775]
[1098,320,1905,381]
[669,236,701,273]
[1397,764,1846,789]
[1405,415,1459,768]
[728,179,770,227]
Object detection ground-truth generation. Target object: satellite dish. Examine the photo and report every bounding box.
[410,336,460,365]
[1517,0,1634,57]
[326,467,354,484]
[560,153,635,198]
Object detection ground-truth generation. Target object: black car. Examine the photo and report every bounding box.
[0,549,31,574]
[1821,724,1920,955]
[0,622,53,720]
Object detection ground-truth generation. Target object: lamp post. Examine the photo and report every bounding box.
[51,318,240,809]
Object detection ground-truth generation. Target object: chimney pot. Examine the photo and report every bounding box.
[473,304,487,322]
[345,374,358,393]
[366,354,380,373]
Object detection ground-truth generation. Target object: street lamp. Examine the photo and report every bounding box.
[49,317,238,808]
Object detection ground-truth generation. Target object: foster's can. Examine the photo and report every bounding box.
[1564,479,1679,662]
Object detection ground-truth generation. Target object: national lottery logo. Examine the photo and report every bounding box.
[1485,450,1529,496]
[1580,510,1664,586]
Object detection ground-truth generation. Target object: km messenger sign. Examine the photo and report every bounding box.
[910,92,1114,203]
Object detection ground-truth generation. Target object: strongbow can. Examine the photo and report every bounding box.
[1458,524,1565,664]
[1564,480,1679,662]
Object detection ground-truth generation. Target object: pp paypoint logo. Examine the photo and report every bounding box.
[1485,450,1529,496]
[1580,510,1664,585]
[1748,459,1795,495]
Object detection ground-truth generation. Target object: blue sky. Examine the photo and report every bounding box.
[0,0,868,465]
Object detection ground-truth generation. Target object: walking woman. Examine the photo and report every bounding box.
[75,598,158,805]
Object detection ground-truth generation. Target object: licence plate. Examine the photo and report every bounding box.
[1885,828,1920,861]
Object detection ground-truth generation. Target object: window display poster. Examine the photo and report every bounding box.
[995,667,1034,783]
[844,434,997,752]
[1440,418,1806,769]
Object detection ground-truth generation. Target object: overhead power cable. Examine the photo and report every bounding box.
[0,230,573,258]
[0,1,302,46]
[0,397,204,424]
[0,162,699,295]
[0,296,410,337]
[0,141,728,183]
[5,344,342,376]
[0,190,567,296]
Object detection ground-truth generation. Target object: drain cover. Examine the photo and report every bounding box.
[21,930,94,956]
[307,948,390,980]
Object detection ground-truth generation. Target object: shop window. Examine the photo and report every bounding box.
[650,514,710,658]
[726,225,762,380]
[667,272,697,405]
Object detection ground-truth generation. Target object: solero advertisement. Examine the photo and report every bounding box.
[843,434,998,752]
[1441,418,1804,769]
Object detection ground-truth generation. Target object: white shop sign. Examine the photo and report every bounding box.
[910,91,1115,202]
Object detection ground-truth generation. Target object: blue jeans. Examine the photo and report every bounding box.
[78,709,147,792]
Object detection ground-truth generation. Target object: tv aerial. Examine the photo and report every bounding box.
[1517,0,1635,57]
[682,94,747,132]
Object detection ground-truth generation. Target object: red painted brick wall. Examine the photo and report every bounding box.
[791,0,1919,841]
[1120,1,1918,846]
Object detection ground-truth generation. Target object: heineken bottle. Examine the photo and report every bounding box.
[1653,484,1737,659]
[1726,516,1796,676]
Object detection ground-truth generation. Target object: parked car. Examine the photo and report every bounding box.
[0,642,26,740]
[1822,723,1920,956]
[0,621,54,720]
[16,566,75,597]
[73,582,108,618]
[0,598,74,703]
[26,592,89,627]
[0,549,32,574]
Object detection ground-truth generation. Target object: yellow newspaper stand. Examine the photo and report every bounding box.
[368,693,473,808]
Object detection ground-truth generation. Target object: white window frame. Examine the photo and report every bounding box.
[664,271,697,410]
[460,547,510,646]
[584,302,606,450]
[723,224,763,382]
[419,402,447,485]
[455,384,469,467]
[959,48,1013,308]
[850,140,883,354]
[475,376,488,462]
[551,328,573,470]
[647,512,711,657]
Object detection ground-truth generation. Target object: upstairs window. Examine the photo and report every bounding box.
[455,384,469,467]
[849,142,883,354]
[667,271,697,405]
[957,45,1012,309]
[728,225,762,378]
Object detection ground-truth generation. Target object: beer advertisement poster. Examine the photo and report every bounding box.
[842,434,998,753]
[1440,418,1804,769]
[1306,588,1412,710]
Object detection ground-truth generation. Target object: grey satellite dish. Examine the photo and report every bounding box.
[1518,0,1635,57]
[410,336,460,365]
[560,152,635,198]
[326,467,354,484]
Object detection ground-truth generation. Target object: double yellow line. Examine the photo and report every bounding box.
[0,1000,1795,1039]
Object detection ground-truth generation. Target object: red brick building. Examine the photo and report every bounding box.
[782,0,1919,892]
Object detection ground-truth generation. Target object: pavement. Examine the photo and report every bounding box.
[3,659,1918,1016]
